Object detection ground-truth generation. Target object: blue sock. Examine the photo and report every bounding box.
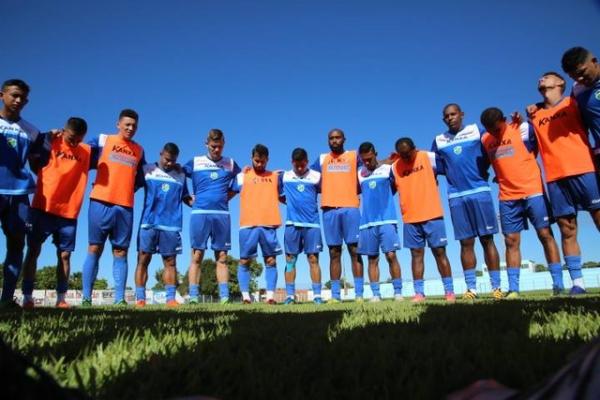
[218,282,229,299]
[392,278,403,295]
[286,282,295,297]
[549,263,564,290]
[82,252,100,300]
[370,282,380,297]
[354,277,364,297]
[22,279,34,296]
[2,249,24,301]
[113,256,128,303]
[136,286,146,301]
[237,265,250,293]
[464,268,477,291]
[189,284,200,298]
[165,284,176,301]
[442,277,454,293]
[413,279,425,295]
[565,255,583,280]
[312,282,322,297]
[265,265,277,291]
[507,267,520,292]
[56,279,68,294]
[331,280,341,299]
[489,270,501,290]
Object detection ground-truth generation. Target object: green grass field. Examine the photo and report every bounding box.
[2,292,600,399]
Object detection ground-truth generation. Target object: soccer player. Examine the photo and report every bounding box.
[231,144,282,304]
[183,129,241,304]
[528,72,600,295]
[356,142,402,302]
[20,118,91,309]
[392,138,456,302]
[280,148,323,304]
[312,129,364,302]
[561,47,600,167]
[81,109,146,306]
[134,143,192,308]
[432,104,503,300]
[480,107,564,297]
[0,79,41,307]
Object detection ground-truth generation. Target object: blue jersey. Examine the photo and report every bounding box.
[431,124,491,199]
[357,164,397,229]
[280,169,321,228]
[573,81,600,152]
[0,116,41,195]
[140,163,189,231]
[183,155,240,214]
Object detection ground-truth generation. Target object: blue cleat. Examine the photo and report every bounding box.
[283,297,296,305]
[313,297,324,305]
[569,286,587,296]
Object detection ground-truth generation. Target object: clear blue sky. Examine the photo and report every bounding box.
[4,0,600,290]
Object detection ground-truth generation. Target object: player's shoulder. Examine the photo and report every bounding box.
[572,81,589,97]
[16,118,40,138]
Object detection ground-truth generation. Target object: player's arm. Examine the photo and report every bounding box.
[310,157,322,173]
[182,178,193,207]
[134,150,147,192]
[277,171,286,204]
[389,168,397,195]
[28,131,52,174]
[87,135,102,170]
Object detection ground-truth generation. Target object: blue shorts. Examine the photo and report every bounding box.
[190,213,231,251]
[27,208,77,252]
[358,224,400,256]
[138,228,182,256]
[449,191,499,240]
[88,199,134,249]
[403,218,448,249]
[547,172,600,217]
[499,195,552,234]
[0,194,29,235]
[239,227,282,259]
[284,225,323,255]
[322,207,360,246]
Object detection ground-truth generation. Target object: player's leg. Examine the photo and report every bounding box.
[323,208,343,301]
[188,214,209,303]
[1,195,29,306]
[470,192,501,297]
[499,200,527,298]
[356,227,377,302]
[459,237,478,298]
[135,251,152,306]
[162,255,178,307]
[283,226,300,304]
[284,254,297,304]
[378,224,401,302]
[480,234,501,298]
[188,249,204,303]
[410,247,425,302]
[449,196,479,298]
[430,247,455,302]
[343,208,364,299]
[54,218,76,308]
[504,232,521,297]
[238,228,259,303]
[215,250,229,303]
[384,250,402,301]
[307,253,323,303]
[21,242,42,309]
[211,214,232,303]
[82,200,109,305]
[259,227,282,304]
[556,215,584,292]
[367,255,380,302]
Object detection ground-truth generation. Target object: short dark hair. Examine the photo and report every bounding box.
[2,79,30,94]
[395,137,415,152]
[540,71,566,94]
[480,107,505,130]
[65,117,87,136]
[358,141,376,154]
[119,108,139,122]
[443,103,462,114]
[252,144,269,158]
[207,129,224,142]
[163,142,180,156]
[291,147,308,161]
[562,46,591,74]
[328,128,345,138]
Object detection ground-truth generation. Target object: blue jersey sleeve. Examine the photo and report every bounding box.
[181,178,190,201]
[430,139,439,154]
[134,151,147,191]
[230,173,243,193]
[277,172,284,196]
[389,168,397,195]
[311,158,322,172]
[87,136,102,170]
[232,161,242,176]
[183,159,193,177]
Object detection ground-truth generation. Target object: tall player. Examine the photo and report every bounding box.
[356,142,403,302]
[280,148,323,304]
[393,138,456,302]
[529,72,600,295]
[135,143,192,308]
[81,109,145,306]
[480,107,564,297]
[183,129,240,304]
[432,104,503,300]
[21,118,91,309]
[0,79,41,307]
[231,144,282,304]
[312,129,364,302]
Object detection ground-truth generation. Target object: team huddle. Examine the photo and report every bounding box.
[1,46,600,309]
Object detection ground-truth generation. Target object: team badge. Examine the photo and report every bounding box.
[453,146,462,155]
[161,183,170,192]
[595,90,600,101]
[297,184,305,192]
[210,172,218,180]
[368,180,377,189]
[7,137,17,148]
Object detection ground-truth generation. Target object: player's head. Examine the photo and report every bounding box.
[62,117,88,147]
[480,107,506,137]
[116,108,139,140]
[328,128,345,153]
[160,142,180,171]
[291,147,308,175]
[251,144,269,173]
[537,72,566,96]
[358,141,378,171]
[395,137,417,162]
[561,46,600,87]
[206,128,225,160]
[442,103,464,133]
[1,79,30,118]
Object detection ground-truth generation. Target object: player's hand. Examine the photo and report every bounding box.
[242,165,251,173]
[49,128,64,138]
[510,111,523,125]
[526,104,539,117]
[388,152,400,161]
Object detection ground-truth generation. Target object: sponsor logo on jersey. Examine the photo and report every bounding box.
[453,145,462,155]
[210,172,218,180]
[368,180,377,189]
[7,137,17,148]
[327,163,351,172]
[401,164,424,177]
[252,177,273,184]
[56,150,82,162]
[296,183,305,192]
[161,183,170,192]
[112,145,136,156]
[537,110,567,127]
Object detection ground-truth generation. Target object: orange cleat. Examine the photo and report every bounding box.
[166,299,179,308]
[135,300,146,308]
[55,300,70,309]
[22,300,35,310]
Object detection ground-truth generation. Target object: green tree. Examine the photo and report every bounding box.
[152,269,185,291]
[582,261,600,269]
[534,264,548,272]
[475,270,483,277]
[69,271,83,289]
[324,277,354,289]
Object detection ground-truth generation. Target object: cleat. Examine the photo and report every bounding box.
[328,298,341,304]
[411,293,426,303]
[492,288,504,300]
[219,297,230,304]
[22,300,35,310]
[188,297,199,305]
[136,300,146,308]
[283,297,296,305]
[81,298,92,308]
[313,297,324,305]
[355,296,364,303]
[552,286,563,296]
[462,290,478,300]
[394,294,404,302]
[505,291,519,299]
[55,300,70,309]
[444,292,456,303]
[166,300,179,308]
[0,298,21,310]
[115,300,128,307]
[242,299,252,304]
[266,299,277,305]
[369,296,381,303]
[569,286,587,296]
